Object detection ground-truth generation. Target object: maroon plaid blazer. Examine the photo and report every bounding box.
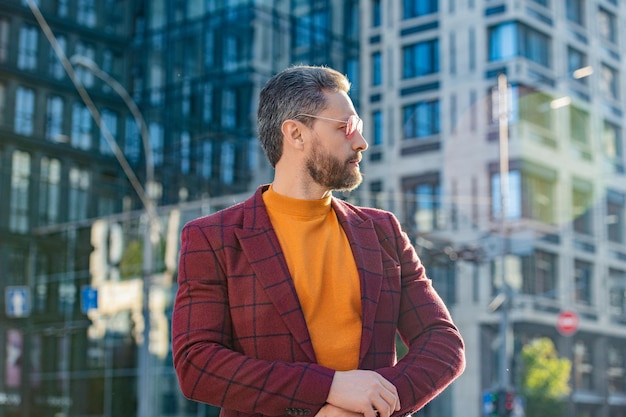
[172,185,465,417]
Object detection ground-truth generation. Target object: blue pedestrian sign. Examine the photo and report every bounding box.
[5,286,31,318]
[81,286,98,314]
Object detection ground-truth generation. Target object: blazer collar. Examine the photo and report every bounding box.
[236,185,384,366]
[331,198,384,364]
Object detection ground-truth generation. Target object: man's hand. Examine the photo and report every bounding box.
[314,403,364,417]
[326,370,400,417]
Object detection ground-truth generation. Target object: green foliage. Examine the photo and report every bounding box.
[120,239,143,279]
[520,337,571,417]
[118,237,167,279]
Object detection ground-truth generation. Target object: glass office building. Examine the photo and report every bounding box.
[0,1,357,416]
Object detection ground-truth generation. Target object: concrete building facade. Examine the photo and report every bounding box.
[358,1,626,417]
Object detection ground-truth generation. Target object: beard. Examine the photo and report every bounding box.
[305,142,363,192]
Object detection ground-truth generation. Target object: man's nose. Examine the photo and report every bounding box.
[352,131,368,152]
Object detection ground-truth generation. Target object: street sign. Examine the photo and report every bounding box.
[557,310,579,336]
[81,286,98,314]
[482,390,497,417]
[5,286,31,318]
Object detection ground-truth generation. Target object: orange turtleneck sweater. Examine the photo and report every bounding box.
[263,186,362,371]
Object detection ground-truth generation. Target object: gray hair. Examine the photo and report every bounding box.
[257,65,351,167]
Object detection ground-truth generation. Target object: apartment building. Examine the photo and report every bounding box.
[0,0,358,416]
[358,1,626,417]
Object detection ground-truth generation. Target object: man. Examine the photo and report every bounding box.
[172,65,465,417]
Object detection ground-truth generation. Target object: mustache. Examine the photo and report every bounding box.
[346,153,361,164]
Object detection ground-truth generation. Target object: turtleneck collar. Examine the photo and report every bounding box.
[263,184,332,218]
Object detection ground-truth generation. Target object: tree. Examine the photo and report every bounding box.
[520,337,571,417]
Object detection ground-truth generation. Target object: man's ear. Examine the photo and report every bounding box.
[281,119,305,150]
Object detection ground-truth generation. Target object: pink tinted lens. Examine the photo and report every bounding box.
[347,116,363,138]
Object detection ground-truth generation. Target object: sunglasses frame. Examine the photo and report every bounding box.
[294,113,363,139]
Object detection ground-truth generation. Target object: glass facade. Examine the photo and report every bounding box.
[0,1,359,416]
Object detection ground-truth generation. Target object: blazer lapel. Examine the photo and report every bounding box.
[332,200,384,364]
[234,186,317,362]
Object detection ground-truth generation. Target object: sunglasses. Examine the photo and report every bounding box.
[295,113,363,139]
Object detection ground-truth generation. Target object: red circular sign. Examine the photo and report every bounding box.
[557,310,579,336]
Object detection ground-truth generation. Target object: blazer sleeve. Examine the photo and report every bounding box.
[374,214,466,415]
[171,220,335,416]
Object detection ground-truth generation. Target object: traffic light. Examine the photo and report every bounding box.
[496,389,515,417]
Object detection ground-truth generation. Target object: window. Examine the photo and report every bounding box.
[182,80,191,117]
[567,46,588,84]
[372,110,383,146]
[125,116,140,164]
[295,10,331,49]
[222,89,236,129]
[488,22,550,68]
[15,86,35,136]
[77,0,96,27]
[403,174,442,233]
[69,167,90,221]
[492,164,556,224]
[203,83,213,123]
[221,142,235,185]
[491,170,523,220]
[574,259,593,305]
[346,1,359,40]
[608,343,626,393]
[201,141,213,179]
[610,269,626,316]
[574,340,594,391]
[99,109,117,155]
[372,51,382,86]
[603,121,624,174]
[49,35,66,79]
[521,250,557,297]
[403,99,440,139]
[71,102,92,150]
[570,106,590,156]
[10,151,30,233]
[39,157,61,226]
[46,96,64,141]
[566,0,585,26]
[74,42,95,87]
[600,64,619,100]
[57,0,69,16]
[0,18,9,63]
[204,31,215,67]
[372,0,381,27]
[402,39,439,79]
[572,179,593,235]
[0,82,5,126]
[149,122,164,166]
[18,25,38,70]
[598,8,617,44]
[403,0,438,19]
[469,28,476,71]
[607,190,625,243]
[181,131,190,174]
[224,34,242,72]
[516,87,552,130]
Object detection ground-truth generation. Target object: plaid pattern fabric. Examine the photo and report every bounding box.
[172,185,465,417]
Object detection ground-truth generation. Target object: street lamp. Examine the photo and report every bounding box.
[69,55,158,417]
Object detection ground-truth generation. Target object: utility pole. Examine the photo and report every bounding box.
[497,73,512,392]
